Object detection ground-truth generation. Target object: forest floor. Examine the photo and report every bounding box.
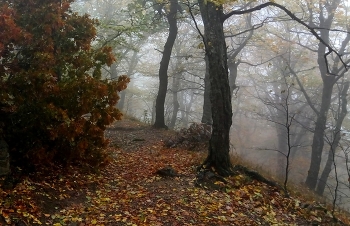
[1,117,350,225]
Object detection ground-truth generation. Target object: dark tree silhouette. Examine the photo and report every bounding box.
[154,0,179,128]
[197,0,233,176]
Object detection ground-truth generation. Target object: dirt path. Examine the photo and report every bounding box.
[105,118,175,152]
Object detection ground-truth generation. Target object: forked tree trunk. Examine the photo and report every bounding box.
[154,0,178,128]
[316,82,349,195]
[305,79,335,189]
[305,0,341,190]
[199,0,233,176]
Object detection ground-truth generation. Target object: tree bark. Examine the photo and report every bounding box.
[201,55,212,125]
[154,0,178,128]
[198,0,233,176]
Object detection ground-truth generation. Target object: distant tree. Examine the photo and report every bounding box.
[303,0,350,190]
[0,0,129,170]
[316,81,349,195]
[154,0,179,128]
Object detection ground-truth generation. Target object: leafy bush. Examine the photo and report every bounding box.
[0,0,129,170]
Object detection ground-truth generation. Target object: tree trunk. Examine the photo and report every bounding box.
[276,123,287,179]
[198,0,233,176]
[154,0,178,129]
[305,0,341,190]
[290,112,312,159]
[316,81,349,195]
[169,71,180,129]
[227,14,253,97]
[228,60,239,97]
[151,99,156,124]
[118,50,139,110]
[111,63,127,110]
[185,91,194,126]
[306,79,334,189]
[110,63,118,80]
[201,55,212,125]
[117,91,126,110]
[179,91,186,127]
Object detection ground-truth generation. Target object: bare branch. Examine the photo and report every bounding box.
[224,18,266,38]
[185,1,206,49]
[283,59,320,116]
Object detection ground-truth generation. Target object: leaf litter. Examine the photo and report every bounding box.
[0,118,349,225]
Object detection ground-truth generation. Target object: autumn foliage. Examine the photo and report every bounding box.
[0,0,129,169]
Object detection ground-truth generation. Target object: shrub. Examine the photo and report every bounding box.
[0,0,129,170]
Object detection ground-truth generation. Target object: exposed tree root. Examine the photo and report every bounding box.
[197,156,235,177]
[232,164,286,194]
[195,168,228,191]
[195,162,288,196]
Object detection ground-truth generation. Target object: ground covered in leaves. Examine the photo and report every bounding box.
[1,118,350,225]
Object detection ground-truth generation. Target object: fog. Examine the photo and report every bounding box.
[71,0,350,211]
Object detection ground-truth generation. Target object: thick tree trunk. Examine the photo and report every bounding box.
[201,55,212,125]
[154,0,178,128]
[316,82,349,195]
[199,0,233,176]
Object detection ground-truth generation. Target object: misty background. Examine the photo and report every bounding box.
[70,0,350,211]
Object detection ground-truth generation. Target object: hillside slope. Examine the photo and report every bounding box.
[0,117,349,225]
